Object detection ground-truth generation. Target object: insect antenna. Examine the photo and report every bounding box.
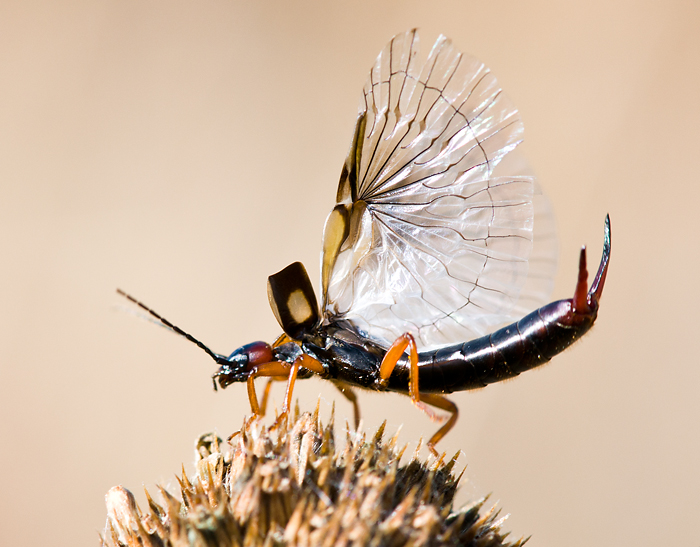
[116,289,227,365]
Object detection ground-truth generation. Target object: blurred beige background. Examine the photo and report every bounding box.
[1,1,699,545]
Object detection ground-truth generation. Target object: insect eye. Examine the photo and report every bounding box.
[267,262,320,340]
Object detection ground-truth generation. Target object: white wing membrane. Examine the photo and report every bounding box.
[493,151,559,317]
[323,30,556,350]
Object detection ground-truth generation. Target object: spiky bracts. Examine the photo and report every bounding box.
[102,404,525,547]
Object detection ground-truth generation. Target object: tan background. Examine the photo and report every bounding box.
[1,1,698,545]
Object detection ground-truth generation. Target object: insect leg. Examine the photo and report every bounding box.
[272,354,325,427]
[379,333,441,422]
[332,380,361,428]
[246,362,292,415]
[248,355,324,420]
[259,377,288,416]
[379,333,417,382]
[419,393,459,457]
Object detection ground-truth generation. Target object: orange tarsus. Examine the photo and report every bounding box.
[420,393,459,455]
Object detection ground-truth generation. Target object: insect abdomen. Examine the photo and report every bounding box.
[411,299,596,394]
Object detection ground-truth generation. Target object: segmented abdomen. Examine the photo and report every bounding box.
[387,298,597,394]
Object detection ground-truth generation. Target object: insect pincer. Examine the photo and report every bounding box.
[572,215,612,315]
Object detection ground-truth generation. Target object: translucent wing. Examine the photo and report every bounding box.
[492,149,558,318]
[321,30,556,350]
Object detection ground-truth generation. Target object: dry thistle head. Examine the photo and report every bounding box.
[102,402,525,547]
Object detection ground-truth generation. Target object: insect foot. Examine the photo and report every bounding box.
[101,401,527,547]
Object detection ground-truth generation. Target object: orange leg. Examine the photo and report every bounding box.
[273,354,325,427]
[379,333,440,422]
[272,359,301,428]
[259,377,289,416]
[247,355,325,424]
[332,381,361,428]
[246,362,291,415]
[419,393,459,457]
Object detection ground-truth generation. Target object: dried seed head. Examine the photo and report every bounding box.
[101,404,526,547]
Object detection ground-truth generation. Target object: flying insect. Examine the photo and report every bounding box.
[119,30,611,454]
